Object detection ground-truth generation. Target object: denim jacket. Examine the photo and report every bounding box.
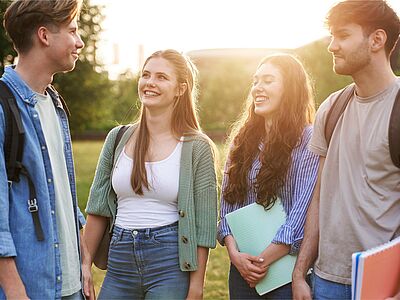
[0,66,85,299]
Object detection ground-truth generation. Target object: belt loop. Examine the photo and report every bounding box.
[145,228,151,238]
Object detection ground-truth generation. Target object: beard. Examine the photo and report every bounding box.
[332,39,371,76]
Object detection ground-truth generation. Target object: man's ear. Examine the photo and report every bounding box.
[37,26,51,47]
[370,29,387,53]
[177,82,187,97]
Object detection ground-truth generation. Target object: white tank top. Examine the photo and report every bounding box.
[112,142,182,229]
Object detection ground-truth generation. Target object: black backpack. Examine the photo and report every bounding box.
[324,83,400,168]
[0,80,69,241]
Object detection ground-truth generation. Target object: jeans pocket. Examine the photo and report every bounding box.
[110,230,121,246]
[152,228,178,246]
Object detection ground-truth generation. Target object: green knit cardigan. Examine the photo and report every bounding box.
[85,125,218,271]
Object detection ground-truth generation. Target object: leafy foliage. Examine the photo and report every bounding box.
[111,71,140,125]
[296,38,352,107]
[1,0,399,136]
[53,0,115,135]
[0,0,16,74]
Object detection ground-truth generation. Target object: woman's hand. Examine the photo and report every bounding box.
[230,250,268,286]
[224,234,267,287]
[186,247,209,300]
[186,282,203,300]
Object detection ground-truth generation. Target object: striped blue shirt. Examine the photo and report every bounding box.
[217,125,319,254]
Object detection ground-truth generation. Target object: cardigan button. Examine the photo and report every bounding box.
[179,210,185,217]
[181,236,188,244]
[183,262,191,269]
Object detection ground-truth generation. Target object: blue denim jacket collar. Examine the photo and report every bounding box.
[2,66,64,110]
[2,65,36,106]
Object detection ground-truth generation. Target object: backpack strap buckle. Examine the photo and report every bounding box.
[28,198,38,213]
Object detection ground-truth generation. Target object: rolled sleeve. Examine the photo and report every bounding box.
[217,214,232,246]
[0,232,17,257]
[272,126,319,254]
[271,224,301,255]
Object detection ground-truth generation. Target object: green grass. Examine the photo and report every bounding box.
[73,140,230,299]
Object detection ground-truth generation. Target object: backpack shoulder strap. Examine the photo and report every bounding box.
[389,88,400,168]
[0,81,44,241]
[0,80,25,182]
[324,84,355,148]
[112,125,129,164]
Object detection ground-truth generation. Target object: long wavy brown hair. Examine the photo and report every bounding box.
[223,54,315,209]
[130,49,203,195]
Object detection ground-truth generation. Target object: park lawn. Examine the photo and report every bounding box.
[73,140,230,299]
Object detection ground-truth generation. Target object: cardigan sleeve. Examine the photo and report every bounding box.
[192,139,218,249]
[85,126,121,216]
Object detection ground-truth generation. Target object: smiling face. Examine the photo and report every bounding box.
[328,23,371,76]
[138,57,184,113]
[251,62,284,120]
[47,18,84,73]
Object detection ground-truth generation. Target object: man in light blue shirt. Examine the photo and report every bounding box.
[0,0,94,299]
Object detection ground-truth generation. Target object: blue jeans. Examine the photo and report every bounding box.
[229,264,293,299]
[98,222,189,300]
[312,272,351,300]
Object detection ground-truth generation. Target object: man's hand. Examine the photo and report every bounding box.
[80,232,95,300]
[292,277,312,300]
[82,262,95,300]
[6,289,30,300]
[0,257,30,300]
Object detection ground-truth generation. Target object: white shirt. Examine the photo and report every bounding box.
[35,92,80,296]
[112,142,182,229]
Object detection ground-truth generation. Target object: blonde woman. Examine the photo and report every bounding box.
[84,50,217,299]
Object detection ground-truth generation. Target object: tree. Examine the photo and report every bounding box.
[0,0,16,74]
[112,71,140,125]
[296,38,352,107]
[53,0,115,135]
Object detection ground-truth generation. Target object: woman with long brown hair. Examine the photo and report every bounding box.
[84,49,217,299]
[218,53,319,299]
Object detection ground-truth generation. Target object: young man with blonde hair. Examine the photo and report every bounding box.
[0,0,94,299]
[292,1,400,299]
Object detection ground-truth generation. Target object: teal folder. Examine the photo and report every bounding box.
[225,201,297,295]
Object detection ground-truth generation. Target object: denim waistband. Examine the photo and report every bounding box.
[113,221,178,237]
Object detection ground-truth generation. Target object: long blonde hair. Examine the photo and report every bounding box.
[131,49,202,195]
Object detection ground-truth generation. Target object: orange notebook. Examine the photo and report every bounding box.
[352,236,400,300]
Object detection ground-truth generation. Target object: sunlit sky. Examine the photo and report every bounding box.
[91,0,400,78]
